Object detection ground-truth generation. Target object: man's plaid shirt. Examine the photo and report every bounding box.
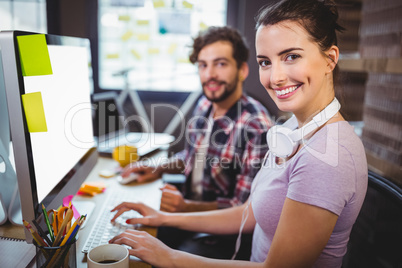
[175,94,272,208]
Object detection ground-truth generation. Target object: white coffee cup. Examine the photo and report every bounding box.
[88,244,129,268]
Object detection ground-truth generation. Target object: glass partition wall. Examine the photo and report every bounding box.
[98,0,227,92]
[0,0,46,33]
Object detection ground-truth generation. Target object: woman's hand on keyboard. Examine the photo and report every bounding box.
[109,229,175,266]
[110,202,166,227]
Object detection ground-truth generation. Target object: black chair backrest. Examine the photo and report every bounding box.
[342,170,402,268]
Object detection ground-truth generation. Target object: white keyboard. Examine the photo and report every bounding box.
[81,187,158,254]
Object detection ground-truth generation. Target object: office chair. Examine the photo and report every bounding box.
[342,170,402,268]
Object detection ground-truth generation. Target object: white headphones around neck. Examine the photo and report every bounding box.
[267,97,341,158]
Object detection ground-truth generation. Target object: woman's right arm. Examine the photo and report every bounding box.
[166,200,255,235]
[111,200,256,235]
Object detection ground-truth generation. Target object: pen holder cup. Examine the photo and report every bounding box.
[34,238,77,268]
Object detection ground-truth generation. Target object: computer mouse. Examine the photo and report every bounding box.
[116,173,139,184]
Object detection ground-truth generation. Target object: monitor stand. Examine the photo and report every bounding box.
[8,185,22,226]
[0,140,22,226]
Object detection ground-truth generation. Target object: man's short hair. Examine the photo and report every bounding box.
[189,26,249,69]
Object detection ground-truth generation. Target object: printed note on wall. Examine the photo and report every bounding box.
[17,34,53,76]
[158,11,191,35]
[21,92,48,132]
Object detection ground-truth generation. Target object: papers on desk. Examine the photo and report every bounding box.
[0,236,36,267]
[77,182,106,196]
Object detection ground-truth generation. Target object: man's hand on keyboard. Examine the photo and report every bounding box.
[110,202,166,227]
[120,162,162,183]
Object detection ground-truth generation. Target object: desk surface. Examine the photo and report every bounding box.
[0,151,167,268]
[75,154,165,268]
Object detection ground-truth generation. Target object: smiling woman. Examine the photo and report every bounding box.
[106,1,368,267]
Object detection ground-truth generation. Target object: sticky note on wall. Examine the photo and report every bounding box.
[21,92,48,132]
[199,22,208,31]
[148,48,160,55]
[130,49,142,60]
[118,15,131,21]
[183,1,193,9]
[16,34,53,76]
[153,0,165,8]
[136,20,149,26]
[121,30,134,41]
[106,53,120,59]
[136,34,150,41]
[168,43,177,55]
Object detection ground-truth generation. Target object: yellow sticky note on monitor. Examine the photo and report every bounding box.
[16,34,53,76]
[21,92,48,132]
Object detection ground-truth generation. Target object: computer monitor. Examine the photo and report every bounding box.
[0,30,98,242]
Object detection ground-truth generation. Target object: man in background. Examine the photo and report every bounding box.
[122,26,271,212]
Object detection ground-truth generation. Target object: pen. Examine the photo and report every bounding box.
[41,204,55,242]
[23,219,48,247]
[53,212,59,237]
[59,216,80,247]
[67,215,86,244]
[32,219,52,246]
